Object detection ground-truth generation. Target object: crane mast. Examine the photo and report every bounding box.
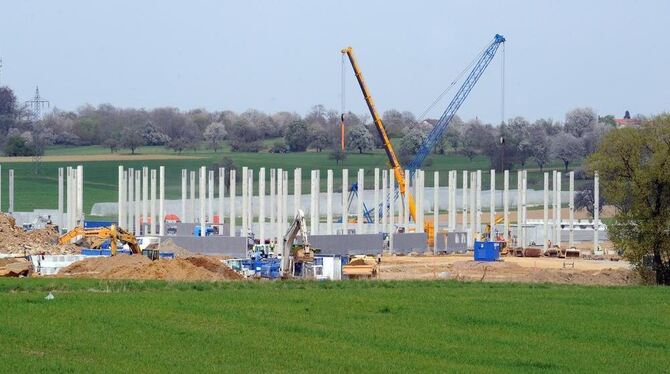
[341,47,417,222]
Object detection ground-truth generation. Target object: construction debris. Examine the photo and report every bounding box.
[0,214,78,255]
[0,257,32,277]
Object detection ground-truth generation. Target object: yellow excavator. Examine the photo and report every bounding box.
[341,47,434,245]
[58,224,141,255]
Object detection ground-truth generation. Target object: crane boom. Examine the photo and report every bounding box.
[406,34,505,173]
[341,47,417,222]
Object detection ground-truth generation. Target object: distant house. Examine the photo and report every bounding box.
[614,110,642,128]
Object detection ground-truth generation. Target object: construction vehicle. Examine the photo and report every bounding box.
[342,35,505,245]
[281,209,315,278]
[58,224,141,255]
[342,255,378,279]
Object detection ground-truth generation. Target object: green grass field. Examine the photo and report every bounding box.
[1,279,668,372]
[1,143,583,214]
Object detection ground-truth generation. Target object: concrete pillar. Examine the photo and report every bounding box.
[150,169,156,235]
[159,166,165,236]
[241,167,248,236]
[373,168,380,233]
[476,170,482,233]
[462,170,468,232]
[199,166,206,237]
[276,168,283,240]
[294,168,301,215]
[342,169,348,233]
[259,167,265,244]
[8,169,14,214]
[77,165,84,225]
[134,170,140,235]
[448,171,455,230]
[516,170,523,248]
[469,172,476,246]
[66,168,72,227]
[190,171,196,223]
[59,167,65,230]
[208,170,214,224]
[403,170,410,230]
[521,170,528,249]
[142,167,148,234]
[315,170,320,232]
[218,168,225,228]
[310,170,317,234]
[417,170,425,233]
[127,168,134,230]
[433,171,439,252]
[556,171,562,248]
[543,172,549,251]
[569,171,575,248]
[356,169,364,234]
[594,171,600,253]
[503,170,509,241]
[248,169,254,234]
[283,170,289,236]
[388,169,395,237]
[117,166,123,229]
[327,169,333,235]
[229,169,236,237]
[489,169,495,239]
[381,170,388,231]
[181,169,187,223]
[552,170,557,244]
[270,169,276,241]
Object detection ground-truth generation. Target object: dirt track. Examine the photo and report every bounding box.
[379,254,639,285]
[0,154,202,163]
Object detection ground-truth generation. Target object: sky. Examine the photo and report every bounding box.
[0,0,668,124]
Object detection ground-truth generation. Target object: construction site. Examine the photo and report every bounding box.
[0,34,632,285]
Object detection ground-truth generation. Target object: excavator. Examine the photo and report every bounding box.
[280,209,315,277]
[58,224,141,256]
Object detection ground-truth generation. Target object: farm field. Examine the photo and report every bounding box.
[0,143,583,214]
[0,279,668,373]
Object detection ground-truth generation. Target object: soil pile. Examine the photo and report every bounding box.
[158,239,193,257]
[0,214,77,255]
[59,254,243,281]
[0,257,32,277]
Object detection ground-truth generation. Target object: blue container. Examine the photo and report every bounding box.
[84,221,116,229]
[474,241,501,262]
[159,252,175,259]
[100,249,113,256]
[81,249,101,256]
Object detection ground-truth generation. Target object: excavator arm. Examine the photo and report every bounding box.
[58,224,141,255]
[281,209,309,276]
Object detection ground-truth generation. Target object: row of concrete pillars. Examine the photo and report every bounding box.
[163,167,600,252]
[117,166,165,236]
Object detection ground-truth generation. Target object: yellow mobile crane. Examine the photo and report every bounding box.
[341,47,433,243]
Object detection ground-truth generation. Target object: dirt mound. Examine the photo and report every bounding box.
[0,214,77,255]
[158,239,193,257]
[59,254,242,281]
[0,257,32,277]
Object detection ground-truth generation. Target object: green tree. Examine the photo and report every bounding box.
[397,128,425,164]
[120,126,143,154]
[347,125,374,154]
[285,120,312,152]
[587,115,670,284]
[328,148,347,165]
[4,135,35,156]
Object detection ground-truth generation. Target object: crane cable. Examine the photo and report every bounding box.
[501,42,506,125]
[415,38,495,124]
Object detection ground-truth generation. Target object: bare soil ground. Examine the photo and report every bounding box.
[0,154,202,163]
[379,253,639,285]
[58,255,242,281]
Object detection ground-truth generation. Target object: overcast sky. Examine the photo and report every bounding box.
[1,0,668,123]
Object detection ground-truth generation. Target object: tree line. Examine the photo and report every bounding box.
[0,85,622,172]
